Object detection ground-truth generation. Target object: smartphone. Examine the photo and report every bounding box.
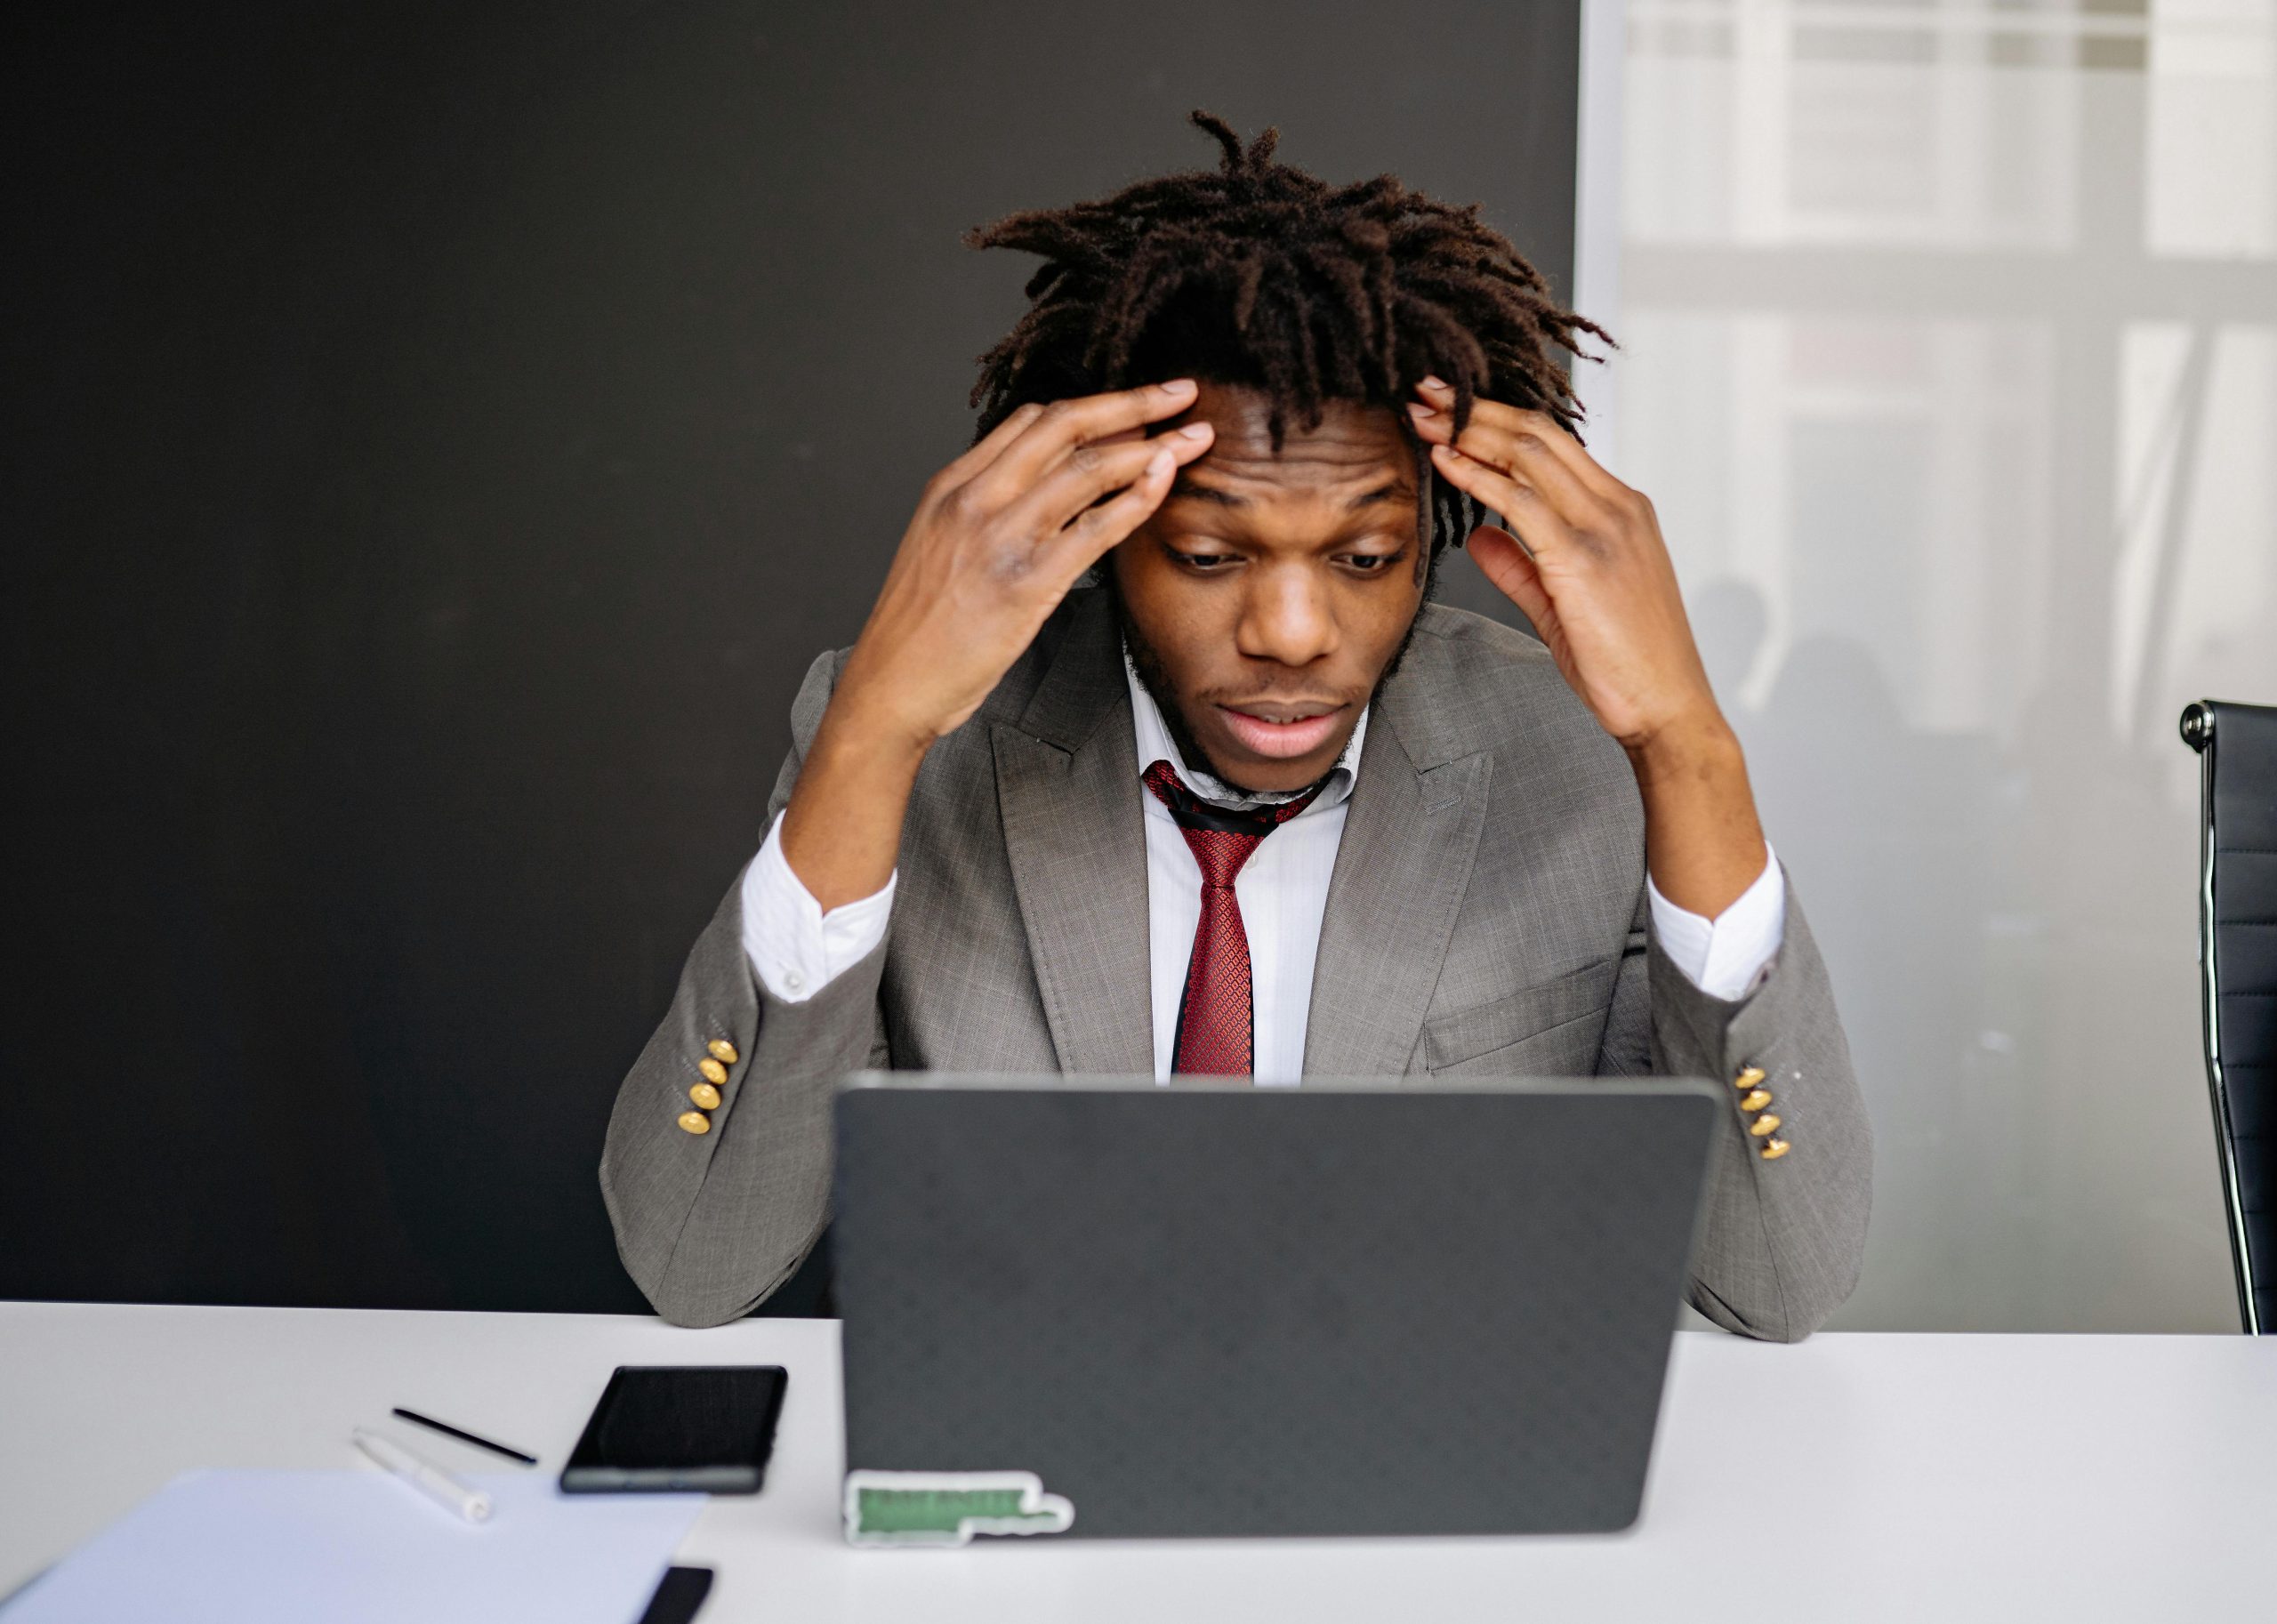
[559,1365,788,1494]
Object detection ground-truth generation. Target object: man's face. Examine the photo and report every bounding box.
[1109,381,1428,796]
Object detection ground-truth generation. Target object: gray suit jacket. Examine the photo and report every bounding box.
[601,587,1871,1339]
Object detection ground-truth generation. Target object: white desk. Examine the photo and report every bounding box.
[1,1303,2267,1621]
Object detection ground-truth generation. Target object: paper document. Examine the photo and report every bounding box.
[4,1469,703,1624]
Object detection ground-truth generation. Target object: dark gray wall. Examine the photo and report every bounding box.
[2,2,1579,1312]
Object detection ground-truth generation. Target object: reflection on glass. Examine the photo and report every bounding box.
[1612,0,2277,1330]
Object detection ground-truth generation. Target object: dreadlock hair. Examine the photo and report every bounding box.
[963,109,1613,565]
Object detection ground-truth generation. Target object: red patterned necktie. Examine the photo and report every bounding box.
[1141,760,1327,1076]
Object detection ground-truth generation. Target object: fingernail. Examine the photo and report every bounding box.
[1177,423,1213,439]
[1420,375,1449,391]
[1405,401,1437,418]
[1161,378,1196,395]
[1148,446,1174,475]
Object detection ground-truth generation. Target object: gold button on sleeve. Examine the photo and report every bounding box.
[1759,1137,1790,1160]
[698,1057,728,1086]
[1734,1065,1766,1091]
[1739,1089,1773,1113]
[688,1081,722,1111]
[676,1110,712,1136]
[707,1040,739,1066]
[1749,1113,1782,1138]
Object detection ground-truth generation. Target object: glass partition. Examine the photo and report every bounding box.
[1594,0,2277,1329]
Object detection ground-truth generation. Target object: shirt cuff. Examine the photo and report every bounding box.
[1645,842,1787,1003]
[739,808,896,1004]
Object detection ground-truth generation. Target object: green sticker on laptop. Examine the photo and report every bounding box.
[843,1470,1074,1547]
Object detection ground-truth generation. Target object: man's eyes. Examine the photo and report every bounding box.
[1165,546,1405,573]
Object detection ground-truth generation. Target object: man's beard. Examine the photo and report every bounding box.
[1104,546,1439,800]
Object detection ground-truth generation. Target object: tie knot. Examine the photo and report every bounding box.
[1140,760,1322,888]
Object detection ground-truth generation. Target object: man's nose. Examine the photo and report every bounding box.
[1234,564,1338,668]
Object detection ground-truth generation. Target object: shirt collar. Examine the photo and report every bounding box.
[1122,645,1368,816]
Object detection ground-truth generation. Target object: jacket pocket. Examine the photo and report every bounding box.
[1420,956,1619,1076]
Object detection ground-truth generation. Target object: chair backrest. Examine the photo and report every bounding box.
[2181,699,2277,1333]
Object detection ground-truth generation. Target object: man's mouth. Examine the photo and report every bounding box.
[1215,702,1348,760]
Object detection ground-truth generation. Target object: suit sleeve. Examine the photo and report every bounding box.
[599,647,890,1326]
[1597,864,1873,1342]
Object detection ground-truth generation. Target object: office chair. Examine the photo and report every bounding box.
[2180,699,2277,1333]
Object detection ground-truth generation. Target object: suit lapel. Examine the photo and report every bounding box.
[991,598,1155,1076]
[1303,684,1493,1079]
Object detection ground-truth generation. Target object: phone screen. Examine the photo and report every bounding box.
[559,1364,788,1494]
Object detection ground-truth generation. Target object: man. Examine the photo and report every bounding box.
[601,112,1871,1339]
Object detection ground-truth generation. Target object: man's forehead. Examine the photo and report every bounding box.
[1163,385,1416,511]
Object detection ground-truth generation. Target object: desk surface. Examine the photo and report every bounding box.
[1,1303,2268,1621]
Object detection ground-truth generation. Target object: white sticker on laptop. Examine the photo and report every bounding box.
[843,1470,1075,1547]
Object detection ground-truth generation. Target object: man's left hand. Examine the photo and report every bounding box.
[1404,376,1718,756]
[1404,376,1769,920]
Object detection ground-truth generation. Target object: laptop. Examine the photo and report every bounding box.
[831,1073,1719,1544]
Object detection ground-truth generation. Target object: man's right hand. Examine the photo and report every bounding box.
[778,380,1216,910]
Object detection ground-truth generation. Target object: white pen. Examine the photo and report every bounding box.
[352,1426,494,1523]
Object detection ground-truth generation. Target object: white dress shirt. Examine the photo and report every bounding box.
[740,661,1789,1073]
[1129,662,1366,1082]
